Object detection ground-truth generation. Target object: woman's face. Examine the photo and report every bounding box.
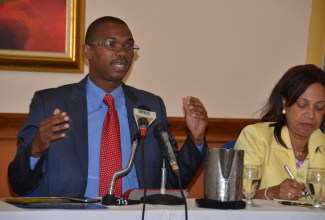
[285,83,325,138]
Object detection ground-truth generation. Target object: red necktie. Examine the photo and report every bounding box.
[99,94,122,196]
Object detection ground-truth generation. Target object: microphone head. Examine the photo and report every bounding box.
[133,105,157,137]
[153,122,180,175]
[137,105,150,137]
[136,106,151,128]
[153,122,169,158]
[153,122,168,137]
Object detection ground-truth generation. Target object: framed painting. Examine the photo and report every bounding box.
[306,0,325,70]
[0,0,85,73]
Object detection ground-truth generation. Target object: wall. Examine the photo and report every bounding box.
[0,0,313,118]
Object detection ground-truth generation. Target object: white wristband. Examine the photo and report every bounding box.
[264,187,272,200]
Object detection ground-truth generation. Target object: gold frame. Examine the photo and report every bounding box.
[0,0,85,73]
[306,0,325,69]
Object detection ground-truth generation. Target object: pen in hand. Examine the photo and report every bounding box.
[283,165,309,199]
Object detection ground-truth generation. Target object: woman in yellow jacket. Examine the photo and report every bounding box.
[235,64,325,201]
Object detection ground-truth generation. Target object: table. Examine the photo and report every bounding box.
[0,198,324,220]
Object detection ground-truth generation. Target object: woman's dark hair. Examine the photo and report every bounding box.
[260,64,325,148]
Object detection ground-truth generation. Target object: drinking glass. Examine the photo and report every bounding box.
[242,164,262,207]
[306,167,325,210]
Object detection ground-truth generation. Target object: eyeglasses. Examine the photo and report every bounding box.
[86,41,140,53]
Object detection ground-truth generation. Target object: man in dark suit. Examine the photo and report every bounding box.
[8,16,208,197]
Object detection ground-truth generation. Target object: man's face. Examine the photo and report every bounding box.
[84,22,135,86]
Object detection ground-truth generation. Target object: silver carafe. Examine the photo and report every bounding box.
[204,148,244,202]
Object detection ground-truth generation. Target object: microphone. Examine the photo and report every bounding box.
[140,122,184,206]
[154,122,180,177]
[133,105,156,137]
[102,132,142,206]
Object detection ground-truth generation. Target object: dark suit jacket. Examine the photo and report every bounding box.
[8,76,206,197]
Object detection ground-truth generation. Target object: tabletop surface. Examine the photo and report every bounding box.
[0,198,324,220]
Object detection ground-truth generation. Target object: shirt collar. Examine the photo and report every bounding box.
[86,76,124,110]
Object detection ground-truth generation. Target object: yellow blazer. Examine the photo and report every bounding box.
[234,122,325,189]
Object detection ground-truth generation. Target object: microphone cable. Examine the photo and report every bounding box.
[141,136,147,220]
[177,173,188,220]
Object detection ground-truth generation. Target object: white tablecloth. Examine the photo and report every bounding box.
[0,198,324,220]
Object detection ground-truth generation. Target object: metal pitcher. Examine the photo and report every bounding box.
[204,148,244,202]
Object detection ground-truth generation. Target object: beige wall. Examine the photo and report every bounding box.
[0,0,313,118]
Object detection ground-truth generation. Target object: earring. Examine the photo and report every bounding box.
[282,109,286,114]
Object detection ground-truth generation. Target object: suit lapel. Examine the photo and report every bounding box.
[68,76,89,177]
[123,84,139,138]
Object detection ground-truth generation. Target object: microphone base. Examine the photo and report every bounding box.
[101,194,124,206]
[140,193,184,205]
[101,194,141,206]
[195,199,246,210]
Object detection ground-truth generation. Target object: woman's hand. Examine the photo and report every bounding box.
[258,178,306,200]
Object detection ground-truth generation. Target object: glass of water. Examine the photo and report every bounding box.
[242,164,262,207]
[307,167,325,210]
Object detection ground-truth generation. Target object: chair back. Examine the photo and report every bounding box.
[220,140,236,149]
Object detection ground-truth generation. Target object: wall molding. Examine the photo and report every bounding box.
[0,113,259,145]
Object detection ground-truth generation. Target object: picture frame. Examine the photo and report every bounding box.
[0,0,85,73]
[306,0,325,69]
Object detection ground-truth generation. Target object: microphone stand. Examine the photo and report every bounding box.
[140,158,184,205]
[160,159,167,194]
[101,134,141,206]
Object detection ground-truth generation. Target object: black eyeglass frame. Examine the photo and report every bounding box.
[86,41,140,53]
